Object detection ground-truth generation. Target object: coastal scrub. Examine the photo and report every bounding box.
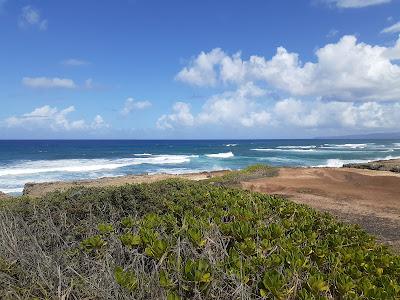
[0,178,399,299]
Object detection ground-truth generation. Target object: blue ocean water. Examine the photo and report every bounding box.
[1,139,400,194]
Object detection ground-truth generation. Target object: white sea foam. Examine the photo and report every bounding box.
[277,145,317,149]
[322,143,368,149]
[0,187,24,194]
[316,155,400,168]
[251,148,315,152]
[225,144,238,147]
[0,155,196,177]
[205,152,234,158]
[133,153,152,156]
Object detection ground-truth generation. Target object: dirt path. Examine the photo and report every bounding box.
[242,168,400,251]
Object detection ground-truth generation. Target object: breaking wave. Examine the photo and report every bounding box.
[0,155,196,177]
[205,152,234,158]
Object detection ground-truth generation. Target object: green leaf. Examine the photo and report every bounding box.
[114,266,137,291]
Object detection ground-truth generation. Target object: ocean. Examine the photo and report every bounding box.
[1,139,400,195]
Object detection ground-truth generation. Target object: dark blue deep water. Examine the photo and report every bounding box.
[1,139,399,194]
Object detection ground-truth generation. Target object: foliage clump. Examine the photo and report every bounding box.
[206,164,279,187]
[0,178,399,299]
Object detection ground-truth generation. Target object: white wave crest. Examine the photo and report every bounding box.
[251,148,315,152]
[225,144,238,147]
[0,187,24,194]
[205,152,234,158]
[0,154,196,177]
[277,145,317,149]
[322,143,368,149]
[316,155,400,168]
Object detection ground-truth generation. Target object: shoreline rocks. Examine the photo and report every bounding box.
[343,159,400,173]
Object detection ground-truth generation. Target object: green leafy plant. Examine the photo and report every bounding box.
[80,235,106,251]
[97,223,114,235]
[119,232,142,248]
[1,177,399,299]
[114,266,138,291]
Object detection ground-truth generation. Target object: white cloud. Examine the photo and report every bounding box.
[22,77,77,89]
[175,48,227,86]
[381,21,400,34]
[176,35,400,102]
[62,59,90,66]
[196,83,270,127]
[273,99,400,129]
[157,102,194,129]
[19,6,47,30]
[323,0,391,8]
[121,98,152,115]
[4,105,108,131]
[91,115,108,129]
[158,94,400,131]
[157,83,271,129]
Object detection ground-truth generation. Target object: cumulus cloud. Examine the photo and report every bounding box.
[62,59,90,66]
[22,77,77,89]
[19,6,47,30]
[176,35,400,102]
[121,98,152,115]
[322,0,391,8]
[157,83,271,129]
[170,35,400,134]
[381,22,400,34]
[4,105,108,131]
[157,102,194,129]
[273,99,400,129]
[196,83,270,127]
[158,95,400,131]
[175,49,227,86]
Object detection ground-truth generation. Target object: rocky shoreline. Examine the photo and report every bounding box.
[343,158,400,173]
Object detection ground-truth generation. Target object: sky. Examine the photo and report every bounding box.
[1,0,400,139]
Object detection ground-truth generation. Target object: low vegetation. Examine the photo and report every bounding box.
[205,164,278,187]
[0,173,399,299]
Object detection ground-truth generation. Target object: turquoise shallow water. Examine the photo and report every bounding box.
[0,139,399,194]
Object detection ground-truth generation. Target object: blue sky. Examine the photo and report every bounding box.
[1,0,400,139]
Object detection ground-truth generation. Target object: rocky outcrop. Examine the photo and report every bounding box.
[344,159,400,173]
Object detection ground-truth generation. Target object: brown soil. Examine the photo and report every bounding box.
[241,167,400,252]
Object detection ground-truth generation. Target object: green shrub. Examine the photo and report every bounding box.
[205,164,278,187]
[0,179,399,299]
